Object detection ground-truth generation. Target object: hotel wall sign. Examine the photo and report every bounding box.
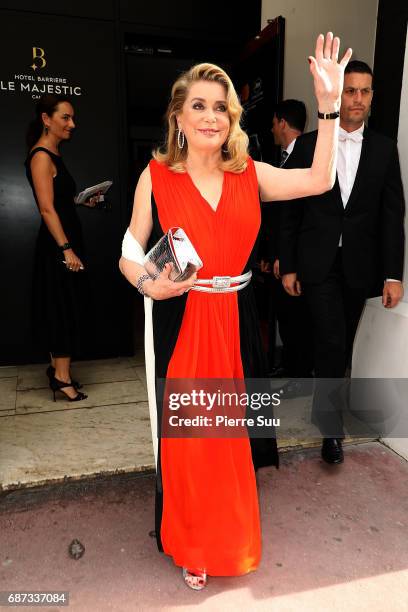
[0,46,83,98]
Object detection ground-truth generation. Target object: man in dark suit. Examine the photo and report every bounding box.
[279,61,405,463]
[260,100,313,385]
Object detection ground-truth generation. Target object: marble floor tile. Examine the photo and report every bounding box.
[0,366,18,379]
[0,402,155,489]
[275,395,319,444]
[0,410,16,417]
[69,357,139,385]
[0,378,17,412]
[127,350,145,367]
[274,394,377,449]
[16,363,47,391]
[134,366,147,388]
[16,379,148,415]
[1,349,377,493]
[17,357,138,391]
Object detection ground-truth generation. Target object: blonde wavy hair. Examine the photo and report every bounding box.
[153,63,249,173]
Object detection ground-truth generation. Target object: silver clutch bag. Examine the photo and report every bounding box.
[144,227,203,281]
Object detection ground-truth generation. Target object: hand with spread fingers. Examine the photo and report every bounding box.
[309,32,353,111]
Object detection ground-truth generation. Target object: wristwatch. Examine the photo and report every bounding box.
[60,242,72,251]
[318,111,340,120]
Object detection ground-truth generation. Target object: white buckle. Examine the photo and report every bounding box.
[212,276,231,289]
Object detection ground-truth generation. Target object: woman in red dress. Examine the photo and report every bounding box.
[120,33,352,589]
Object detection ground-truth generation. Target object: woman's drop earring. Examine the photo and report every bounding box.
[177,128,185,149]
[44,126,49,135]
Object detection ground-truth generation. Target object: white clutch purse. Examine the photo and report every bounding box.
[143,227,203,282]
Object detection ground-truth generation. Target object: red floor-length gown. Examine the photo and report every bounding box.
[148,157,278,576]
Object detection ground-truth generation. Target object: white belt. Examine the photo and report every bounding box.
[192,271,252,293]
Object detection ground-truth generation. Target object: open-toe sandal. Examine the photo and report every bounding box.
[182,568,207,591]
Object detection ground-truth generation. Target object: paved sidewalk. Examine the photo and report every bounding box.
[1,441,408,611]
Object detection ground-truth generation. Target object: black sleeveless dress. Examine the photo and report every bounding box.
[25,147,87,358]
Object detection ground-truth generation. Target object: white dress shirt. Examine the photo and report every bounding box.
[337,124,364,246]
[283,137,296,160]
[337,123,364,210]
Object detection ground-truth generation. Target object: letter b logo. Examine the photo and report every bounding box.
[31,47,46,71]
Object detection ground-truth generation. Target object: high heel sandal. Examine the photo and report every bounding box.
[46,365,82,389]
[182,568,207,591]
[49,375,87,402]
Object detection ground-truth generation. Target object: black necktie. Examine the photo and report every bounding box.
[279,150,288,167]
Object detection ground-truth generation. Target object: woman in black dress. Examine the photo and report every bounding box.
[25,94,91,401]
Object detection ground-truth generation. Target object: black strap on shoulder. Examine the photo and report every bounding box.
[27,147,59,162]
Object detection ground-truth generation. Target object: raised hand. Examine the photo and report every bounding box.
[309,32,352,112]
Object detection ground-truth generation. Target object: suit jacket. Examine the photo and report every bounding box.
[279,127,405,292]
[262,146,295,263]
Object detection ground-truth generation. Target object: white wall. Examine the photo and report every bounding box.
[380,29,408,459]
[261,0,379,130]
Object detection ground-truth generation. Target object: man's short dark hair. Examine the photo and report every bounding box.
[274,99,306,132]
[344,60,373,79]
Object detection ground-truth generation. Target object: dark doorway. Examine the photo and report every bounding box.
[123,34,235,349]
[233,17,285,166]
[124,33,236,201]
[123,21,285,352]
[233,18,286,363]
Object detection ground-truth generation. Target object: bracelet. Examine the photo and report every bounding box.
[136,274,152,296]
[317,111,340,120]
[60,242,72,251]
